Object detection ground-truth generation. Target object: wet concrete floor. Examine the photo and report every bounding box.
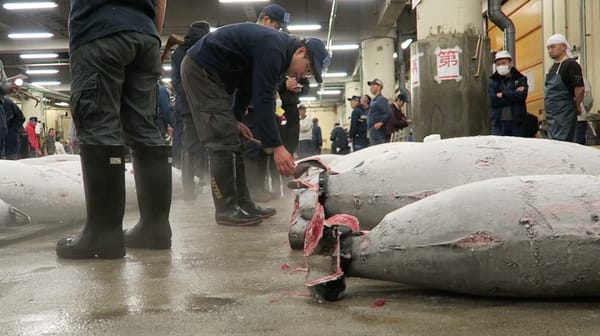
[1,191,600,335]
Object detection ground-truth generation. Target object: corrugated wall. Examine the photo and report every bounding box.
[488,0,544,119]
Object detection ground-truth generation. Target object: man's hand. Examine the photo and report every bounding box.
[576,105,582,116]
[285,77,302,93]
[373,122,383,130]
[406,119,413,125]
[272,146,295,176]
[237,122,253,141]
[516,87,525,92]
[496,92,503,98]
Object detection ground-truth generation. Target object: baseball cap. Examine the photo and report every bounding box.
[29,116,38,122]
[494,50,512,62]
[260,4,290,31]
[304,38,331,84]
[347,95,361,101]
[298,104,306,110]
[367,78,384,87]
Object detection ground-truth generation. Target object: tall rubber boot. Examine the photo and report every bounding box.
[244,154,271,202]
[181,151,196,201]
[125,146,173,249]
[235,153,276,218]
[210,150,262,226]
[56,145,126,259]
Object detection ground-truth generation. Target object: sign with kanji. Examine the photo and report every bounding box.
[410,49,422,89]
[434,46,463,83]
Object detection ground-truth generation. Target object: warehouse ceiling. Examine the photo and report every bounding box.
[0,0,413,104]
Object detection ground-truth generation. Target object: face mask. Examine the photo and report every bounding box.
[496,65,510,76]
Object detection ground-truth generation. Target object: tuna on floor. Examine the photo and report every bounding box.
[288,136,600,250]
[304,174,600,300]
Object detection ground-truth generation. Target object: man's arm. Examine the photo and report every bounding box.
[155,0,167,34]
[574,86,585,114]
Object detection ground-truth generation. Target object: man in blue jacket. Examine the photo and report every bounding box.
[366,79,391,145]
[487,50,528,137]
[57,0,171,259]
[181,23,329,226]
[347,95,368,151]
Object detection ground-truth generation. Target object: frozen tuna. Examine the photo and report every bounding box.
[289,136,600,249]
[306,174,600,299]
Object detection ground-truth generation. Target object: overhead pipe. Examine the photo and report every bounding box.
[488,0,516,65]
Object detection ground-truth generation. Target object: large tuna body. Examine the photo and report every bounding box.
[0,156,183,224]
[340,174,600,297]
[322,136,600,230]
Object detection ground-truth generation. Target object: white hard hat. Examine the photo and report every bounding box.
[494,50,512,62]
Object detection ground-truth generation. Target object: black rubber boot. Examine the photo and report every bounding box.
[181,151,196,201]
[235,153,276,219]
[125,146,173,249]
[211,151,262,226]
[244,154,271,203]
[56,145,126,259]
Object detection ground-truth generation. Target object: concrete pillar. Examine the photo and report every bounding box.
[410,0,490,141]
[361,37,395,101]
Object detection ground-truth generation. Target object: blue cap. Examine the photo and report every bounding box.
[260,4,290,30]
[304,38,330,84]
[347,95,361,101]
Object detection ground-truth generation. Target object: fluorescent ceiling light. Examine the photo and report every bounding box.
[393,52,398,59]
[322,72,347,78]
[401,38,413,50]
[317,90,341,95]
[219,0,268,3]
[162,78,172,83]
[32,81,61,86]
[287,24,321,31]
[20,53,59,59]
[8,32,54,39]
[55,102,69,107]
[162,64,172,71]
[26,69,59,75]
[299,96,317,102]
[328,44,359,51]
[210,27,218,32]
[309,83,319,88]
[3,2,57,10]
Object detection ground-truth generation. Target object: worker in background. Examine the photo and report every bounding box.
[366,79,391,145]
[170,20,211,201]
[386,93,412,142]
[488,50,528,137]
[347,95,368,151]
[544,34,584,142]
[25,116,41,157]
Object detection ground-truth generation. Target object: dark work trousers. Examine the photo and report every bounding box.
[180,56,241,153]
[69,32,164,146]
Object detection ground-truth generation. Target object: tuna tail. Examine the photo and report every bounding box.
[304,212,361,302]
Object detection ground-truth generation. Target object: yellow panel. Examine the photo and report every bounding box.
[515,28,543,70]
[527,98,544,119]
[489,26,504,50]
[510,0,542,39]
[520,63,544,115]
[501,0,530,17]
